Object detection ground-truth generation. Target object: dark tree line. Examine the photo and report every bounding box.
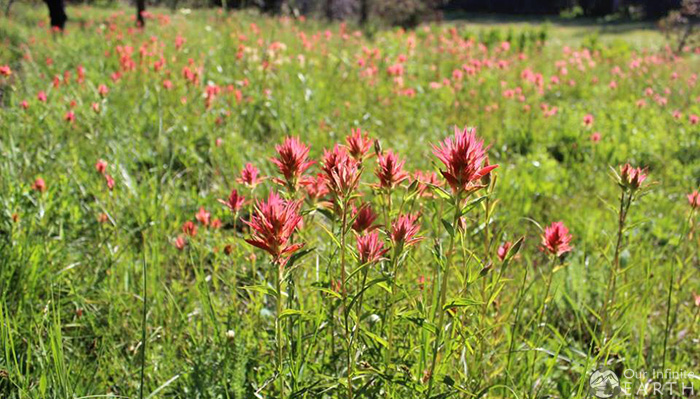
[37,0,684,32]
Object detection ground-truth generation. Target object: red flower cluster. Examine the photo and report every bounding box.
[619,164,647,190]
[433,126,498,194]
[541,222,573,257]
[245,191,305,263]
[219,189,246,212]
[356,231,388,264]
[271,137,315,190]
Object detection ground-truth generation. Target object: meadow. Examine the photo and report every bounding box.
[1,4,699,398]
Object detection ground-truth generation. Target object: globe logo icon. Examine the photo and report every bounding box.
[588,368,621,398]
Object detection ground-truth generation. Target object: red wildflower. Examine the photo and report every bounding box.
[195,207,211,226]
[104,174,115,190]
[182,221,197,237]
[32,177,46,193]
[95,159,108,174]
[413,170,443,198]
[37,91,47,102]
[356,231,388,264]
[174,235,186,250]
[245,191,305,262]
[352,203,378,232]
[497,241,512,262]
[98,84,109,97]
[219,189,246,212]
[590,132,601,142]
[390,213,423,248]
[541,222,573,257]
[688,191,700,209]
[237,163,264,188]
[345,128,373,161]
[321,145,361,199]
[211,219,222,229]
[619,164,647,191]
[271,137,314,190]
[375,150,409,190]
[433,126,498,195]
[64,111,75,122]
[583,114,594,127]
[0,65,11,77]
[301,174,329,202]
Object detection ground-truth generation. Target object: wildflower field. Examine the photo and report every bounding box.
[1,5,700,398]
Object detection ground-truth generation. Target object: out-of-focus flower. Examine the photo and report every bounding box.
[219,189,245,212]
[32,177,46,193]
[182,221,197,237]
[583,114,594,127]
[95,159,108,174]
[497,241,512,262]
[196,207,211,226]
[174,235,186,250]
[433,126,497,195]
[590,132,601,142]
[104,174,115,190]
[301,173,329,202]
[413,170,443,198]
[688,190,700,209]
[237,163,264,188]
[541,222,573,257]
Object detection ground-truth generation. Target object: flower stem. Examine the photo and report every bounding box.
[275,260,285,399]
[425,194,461,399]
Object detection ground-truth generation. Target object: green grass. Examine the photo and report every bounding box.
[0,4,699,399]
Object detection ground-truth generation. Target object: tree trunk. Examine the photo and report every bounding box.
[359,0,369,25]
[44,0,67,30]
[136,0,145,27]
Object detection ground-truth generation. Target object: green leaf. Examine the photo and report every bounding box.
[443,298,483,310]
[363,329,388,348]
[441,218,455,237]
[279,309,304,319]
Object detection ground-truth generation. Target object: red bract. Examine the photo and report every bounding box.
[352,203,378,232]
[32,177,46,193]
[688,191,700,209]
[414,170,443,198]
[219,189,245,212]
[619,163,647,190]
[237,163,264,188]
[0,65,11,77]
[497,241,512,262]
[356,231,388,264]
[271,137,314,190]
[375,150,409,190]
[301,173,329,202]
[105,174,115,190]
[541,222,573,257]
[245,191,305,263]
[196,207,211,226]
[95,159,108,174]
[390,213,423,248]
[321,145,361,199]
[345,128,373,161]
[433,126,498,195]
[182,221,197,237]
[174,235,186,250]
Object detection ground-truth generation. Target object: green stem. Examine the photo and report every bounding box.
[275,260,285,399]
[425,193,461,399]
